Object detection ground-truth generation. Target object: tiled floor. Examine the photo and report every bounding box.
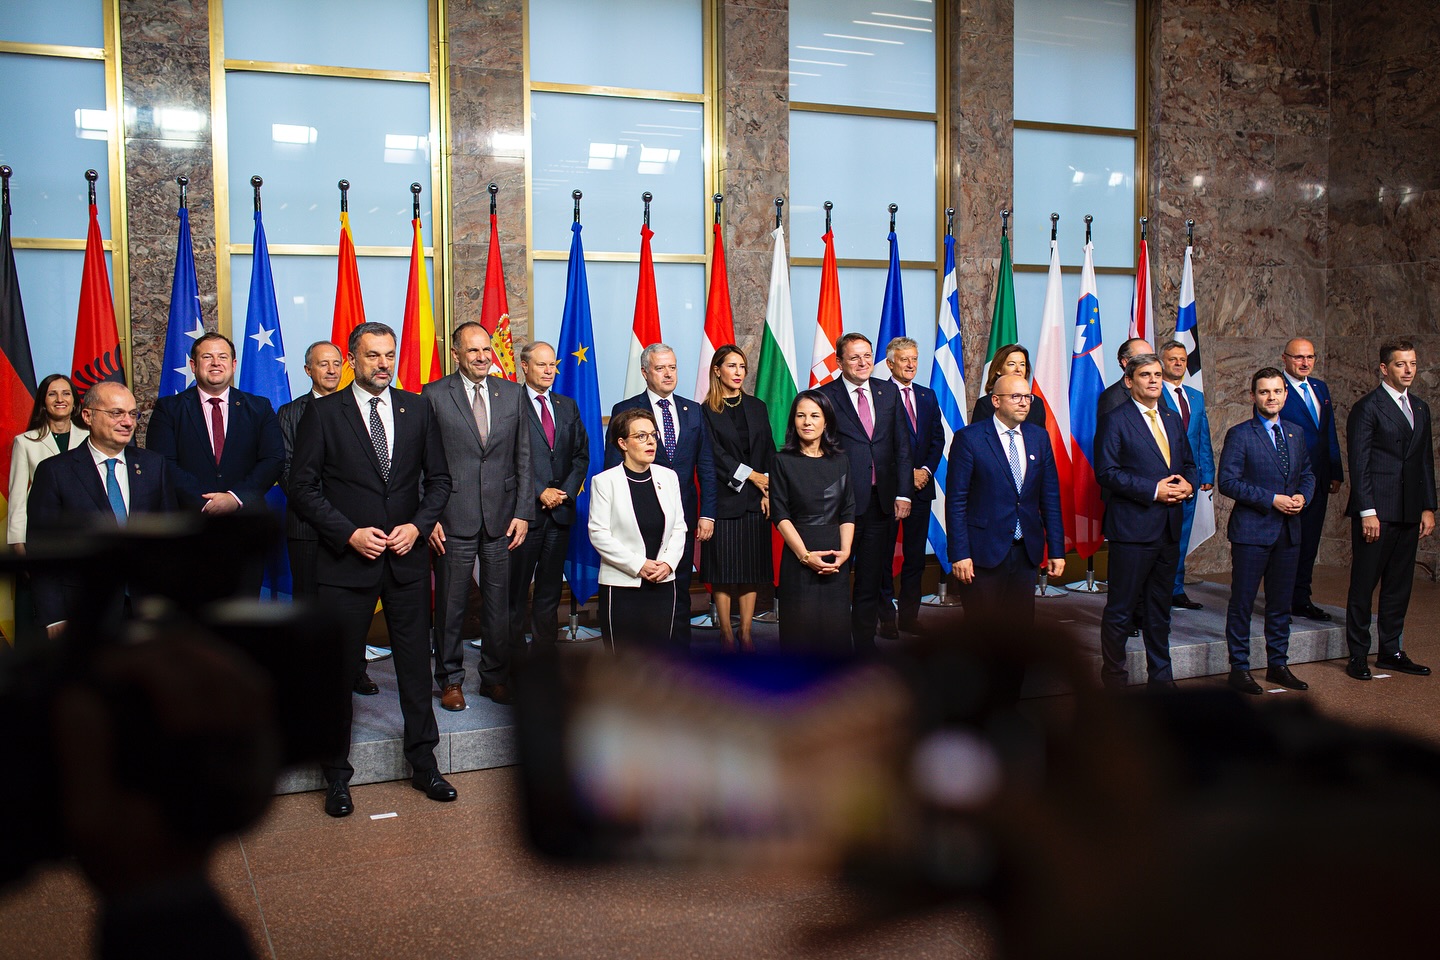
[4,565,1440,958]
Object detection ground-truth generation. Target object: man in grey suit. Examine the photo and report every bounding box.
[424,322,532,708]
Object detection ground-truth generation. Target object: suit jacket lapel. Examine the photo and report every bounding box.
[1375,387,1412,437]
[984,423,1021,492]
[72,453,111,513]
[342,394,387,481]
[450,375,484,448]
[830,383,864,434]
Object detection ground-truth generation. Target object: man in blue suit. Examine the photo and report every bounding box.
[946,374,1065,666]
[606,343,716,647]
[1280,337,1345,621]
[1095,353,1197,688]
[1217,368,1316,695]
[1159,340,1214,609]
[881,336,945,634]
[819,333,914,651]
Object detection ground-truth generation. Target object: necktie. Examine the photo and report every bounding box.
[104,458,127,523]
[369,397,391,482]
[472,382,490,445]
[1402,393,1415,428]
[658,397,677,460]
[537,393,556,448]
[1145,408,1171,467]
[856,387,875,483]
[1273,423,1290,478]
[902,386,917,430]
[1299,381,1320,424]
[1174,386,1191,430]
[1006,429,1023,539]
[207,396,225,464]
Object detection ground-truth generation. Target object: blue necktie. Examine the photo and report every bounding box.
[105,458,127,523]
[1006,429,1023,540]
[1299,381,1319,424]
[658,398,677,461]
[1273,424,1290,478]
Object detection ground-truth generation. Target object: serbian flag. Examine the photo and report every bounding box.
[624,222,662,397]
[480,209,517,380]
[396,216,441,391]
[1129,235,1154,346]
[1068,240,1106,557]
[329,211,366,388]
[694,220,734,401]
[71,194,124,398]
[807,224,843,387]
[1033,234,1074,550]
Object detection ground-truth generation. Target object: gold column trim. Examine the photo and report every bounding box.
[431,0,451,369]
[11,238,109,251]
[1014,118,1138,138]
[227,243,424,258]
[210,0,233,338]
[522,2,534,345]
[0,41,104,59]
[104,0,132,386]
[790,100,937,123]
[530,80,705,104]
[223,59,430,83]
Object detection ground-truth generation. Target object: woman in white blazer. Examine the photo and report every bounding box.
[589,407,688,651]
[7,374,87,550]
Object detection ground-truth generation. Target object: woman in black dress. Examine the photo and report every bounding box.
[970,343,1049,429]
[700,344,775,652]
[769,390,855,654]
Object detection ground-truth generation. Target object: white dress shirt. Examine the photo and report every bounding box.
[352,383,395,461]
[87,440,130,513]
[198,386,231,457]
[993,417,1027,485]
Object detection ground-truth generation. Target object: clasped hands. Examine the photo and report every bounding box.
[1272,492,1306,515]
[801,548,848,575]
[638,559,672,582]
[350,523,421,559]
[1154,475,1193,504]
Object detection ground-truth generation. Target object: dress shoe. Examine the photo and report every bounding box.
[1292,601,1332,622]
[440,683,466,712]
[1345,658,1372,681]
[411,769,457,802]
[1171,592,1203,610]
[324,780,353,818]
[1265,664,1309,691]
[878,620,899,640]
[1376,652,1432,676]
[1227,668,1263,695]
[353,672,379,696]
[479,682,515,705]
[897,617,920,634]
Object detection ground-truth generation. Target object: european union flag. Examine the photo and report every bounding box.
[160,206,205,397]
[872,226,906,380]
[554,220,603,606]
[238,209,294,598]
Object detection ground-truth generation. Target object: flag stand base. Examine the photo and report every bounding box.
[691,599,741,631]
[557,596,600,643]
[1036,572,1068,598]
[921,580,963,607]
[754,599,780,623]
[1065,558,1108,594]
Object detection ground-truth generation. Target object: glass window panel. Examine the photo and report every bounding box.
[1015,0,1135,128]
[13,248,112,381]
[222,0,429,73]
[225,73,433,246]
[0,55,111,238]
[1012,128,1134,269]
[791,265,937,382]
[528,0,702,93]
[789,0,936,112]
[530,92,705,255]
[0,0,103,47]
[530,261,705,411]
[229,253,424,399]
[789,112,936,262]
[1013,269,1135,385]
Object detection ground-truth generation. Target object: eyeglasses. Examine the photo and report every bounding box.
[1283,353,1316,361]
[994,393,1034,404]
[96,409,139,422]
[626,431,660,443]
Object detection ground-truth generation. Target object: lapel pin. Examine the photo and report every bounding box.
[399,407,405,414]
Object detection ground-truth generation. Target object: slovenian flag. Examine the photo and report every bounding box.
[1068,240,1106,558]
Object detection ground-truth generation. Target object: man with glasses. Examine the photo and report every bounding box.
[1279,337,1344,621]
[28,382,178,633]
[1159,340,1214,610]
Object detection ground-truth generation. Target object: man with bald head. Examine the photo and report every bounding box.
[1279,337,1344,621]
[1097,337,1153,424]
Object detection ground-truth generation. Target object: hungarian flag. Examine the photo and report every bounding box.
[1129,235,1154,347]
[480,210,517,380]
[71,195,124,398]
[329,211,367,388]
[984,230,1017,363]
[1034,234,1074,551]
[624,222,661,397]
[807,225,843,387]
[396,216,441,391]
[694,220,734,401]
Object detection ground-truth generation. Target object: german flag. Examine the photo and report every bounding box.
[1,167,39,644]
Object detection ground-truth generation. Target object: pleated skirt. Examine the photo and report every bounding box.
[699,510,774,585]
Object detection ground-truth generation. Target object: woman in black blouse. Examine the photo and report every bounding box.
[970,343,1049,429]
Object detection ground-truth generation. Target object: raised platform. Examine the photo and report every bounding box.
[277,580,1353,793]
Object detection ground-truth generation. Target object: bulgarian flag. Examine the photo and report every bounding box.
[396,215,441,391]
[329,210,367,388]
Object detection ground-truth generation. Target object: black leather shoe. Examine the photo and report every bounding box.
[354,672,379,696]
[878,620,899,640]
[411,770,457,802]
[1345,658,1372,681]
[1171,593,1203,610]
[1265,664,1309,690]
[1292,602,1332,622]
[1228,668,1263,695]
[1376,652,1431,676]
[324,781,353,818]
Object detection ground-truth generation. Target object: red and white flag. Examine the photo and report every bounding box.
[624,223,662,396]
[1128,236,1153,347]
[695,221,734,401]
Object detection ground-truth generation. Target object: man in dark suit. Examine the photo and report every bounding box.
[1216,368,1316,695]
[28,382,178,633]
[818,332,914,651]
[510,340,588,659]
[881,336,944,634]
[1095,337,1152,424]
[1280,337,1345,621]
[424,322,532,709]
[146,331,284,595]
[606,342,716,647]
[1343,338,1435,681]
[947,374,1065,698]
[290,322,455,817]
[1094,353,1196,688]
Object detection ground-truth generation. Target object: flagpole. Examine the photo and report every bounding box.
[923,205,964,609]
[1067,212,1107,595]
[251,175,262,212]
[754,196,789,627]
[1033,208,1068,599]
[87,167,97,206]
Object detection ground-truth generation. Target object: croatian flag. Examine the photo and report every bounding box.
[1068,240,1106,558]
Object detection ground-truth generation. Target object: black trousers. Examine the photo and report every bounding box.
[850,493,895,652]
[600,580,677,652]
[287,537,318,599]
[509,513,571,658]
[1346,518,1420,660]
[434,530,512,688]
[880,500,931,625]
[1291,484,1329,609]
[670,528,695,648]
[1226,539,1300,670]
[319,567,438,784]
[1101,532,1179,686]
[959,538,1036,704]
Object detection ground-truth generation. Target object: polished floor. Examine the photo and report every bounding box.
[5,565,1440,959]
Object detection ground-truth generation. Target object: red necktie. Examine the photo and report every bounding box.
[537,393,556,448]
[207,396,225,464]
[1174,386,1191,430]
[902,386,917,430]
